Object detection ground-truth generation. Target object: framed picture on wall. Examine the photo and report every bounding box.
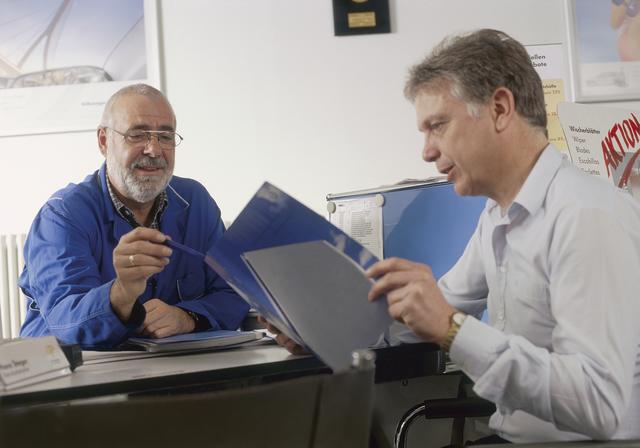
[566,0,640,102]
[0,0,161,137]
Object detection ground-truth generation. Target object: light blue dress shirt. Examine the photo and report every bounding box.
[441,145,640,442]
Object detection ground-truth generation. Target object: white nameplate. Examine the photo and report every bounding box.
[0,336,71,391]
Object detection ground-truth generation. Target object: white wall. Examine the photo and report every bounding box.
[0,0,587,235]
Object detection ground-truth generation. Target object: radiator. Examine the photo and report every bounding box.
[0,234,27,339]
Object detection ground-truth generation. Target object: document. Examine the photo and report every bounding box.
[168,182,393,371]
[327,196,384,259]
[122,330,261,353]
[558,102,640,199]
[525,43,570,153]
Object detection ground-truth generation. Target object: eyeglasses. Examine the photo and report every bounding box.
[105,127,183,149]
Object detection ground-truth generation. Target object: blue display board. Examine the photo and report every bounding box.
[328,181,486,280]
[382,182,486,279]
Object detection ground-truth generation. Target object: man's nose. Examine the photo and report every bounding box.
[422,138,440,162]
[143,135,163,157]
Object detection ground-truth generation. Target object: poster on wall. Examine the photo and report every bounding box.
[558,101,640,199]
[525,43,571,153]
[0,0,161,137]
[566,0,640,102]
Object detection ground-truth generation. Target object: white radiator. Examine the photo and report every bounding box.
[0,234,27,339]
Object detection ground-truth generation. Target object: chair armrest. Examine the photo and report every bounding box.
[394,397,495,448]
[373,342,444,383]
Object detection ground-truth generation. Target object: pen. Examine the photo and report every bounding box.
[165,239,206,259]
[164,238,220,274]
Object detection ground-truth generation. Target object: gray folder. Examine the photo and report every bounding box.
[243,240,392,371]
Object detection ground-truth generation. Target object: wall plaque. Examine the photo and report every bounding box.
[332,0,391,36]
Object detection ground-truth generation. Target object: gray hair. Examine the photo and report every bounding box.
[404,29,547,135]
[100,83,175,128]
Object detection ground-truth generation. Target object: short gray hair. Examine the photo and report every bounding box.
[100,83,175,128]
[404,29,547,134]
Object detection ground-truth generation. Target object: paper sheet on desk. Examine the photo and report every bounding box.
[82,335,274,365]
[243,240,392,372]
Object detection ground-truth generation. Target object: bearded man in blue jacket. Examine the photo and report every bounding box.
[19,84,249,348]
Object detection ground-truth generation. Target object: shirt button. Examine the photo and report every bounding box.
[498,265,506,273]
[498,312,504,320]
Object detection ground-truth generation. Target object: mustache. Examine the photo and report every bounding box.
[131,156,168,170]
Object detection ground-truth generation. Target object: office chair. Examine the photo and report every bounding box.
[394,372,495,448]
[0,350,376,448]
[393,373,640,448]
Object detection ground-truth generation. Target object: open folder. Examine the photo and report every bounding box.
[167,182,392,371]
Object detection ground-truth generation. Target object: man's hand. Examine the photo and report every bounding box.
[366,257,456,345]
[110,227,172,322]
[140,299,196,338]
[257,316,307,355]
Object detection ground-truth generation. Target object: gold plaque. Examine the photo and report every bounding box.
[348,11,376,28]
[333,0,389,36]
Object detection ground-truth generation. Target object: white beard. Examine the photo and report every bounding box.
[106,153,172,203]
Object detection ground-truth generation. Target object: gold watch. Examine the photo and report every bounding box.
[441,312,467,353]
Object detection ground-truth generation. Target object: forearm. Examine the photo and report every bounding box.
[175,290,249,331]
[40,281,135,348]
[451,318,631,439]
[109,278,138,322]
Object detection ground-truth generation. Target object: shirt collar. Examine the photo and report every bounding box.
[486,144,564,220]
[105,167,168,229]
[512,144,564,215]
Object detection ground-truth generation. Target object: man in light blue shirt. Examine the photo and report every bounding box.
[20,84,249,348]
[367,29,640,442]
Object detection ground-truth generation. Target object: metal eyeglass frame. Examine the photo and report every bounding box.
[104,127,183,149]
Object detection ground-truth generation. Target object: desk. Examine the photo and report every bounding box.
[1,345,380,448]
[0,342,443,409]
[0,345,327,409]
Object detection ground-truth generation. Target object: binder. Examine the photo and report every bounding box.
[124,329,261,353]
[167,182,393,371]
[244,241,390,371]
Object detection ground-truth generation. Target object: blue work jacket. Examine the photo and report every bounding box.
[19,164,249,348]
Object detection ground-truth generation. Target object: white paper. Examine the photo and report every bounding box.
[526,43,571,152]
[328,196,383,259]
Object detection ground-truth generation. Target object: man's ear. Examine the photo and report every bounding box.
[97,127,108,157]
[490,87,516,133]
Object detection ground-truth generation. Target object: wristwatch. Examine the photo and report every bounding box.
[441,311,467,353]
[186,310,200,327]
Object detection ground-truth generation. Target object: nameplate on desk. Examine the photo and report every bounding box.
[0,336,71,391]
